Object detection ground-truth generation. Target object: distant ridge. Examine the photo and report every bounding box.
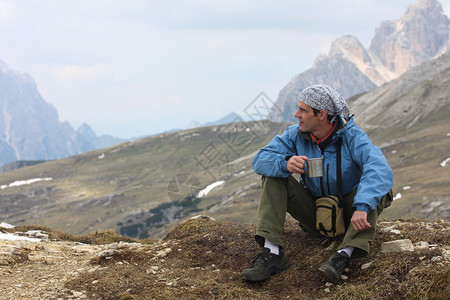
[188,112,244,129]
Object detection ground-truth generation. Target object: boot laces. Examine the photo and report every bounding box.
[248,251,270,267]
[330,253,348,272]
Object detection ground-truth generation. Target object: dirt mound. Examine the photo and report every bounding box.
[65,217,449,299]
[1,217,449,299]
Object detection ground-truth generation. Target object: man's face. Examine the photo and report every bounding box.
[294,100,321,133]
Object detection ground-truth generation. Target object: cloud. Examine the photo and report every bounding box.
[52,63,118,83]
[208,37,228,51]
[2,0,448,138]
[0,2,14,22]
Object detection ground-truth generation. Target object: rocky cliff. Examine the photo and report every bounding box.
[270,0,449,123]
[370,0,449,74]
[348,48,450,134]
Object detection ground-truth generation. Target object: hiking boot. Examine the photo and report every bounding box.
[318,251,350,283]
[241,248,289,281]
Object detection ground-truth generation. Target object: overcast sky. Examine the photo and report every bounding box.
[1,0,449,138]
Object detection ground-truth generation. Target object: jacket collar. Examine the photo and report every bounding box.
[297,115,353,148]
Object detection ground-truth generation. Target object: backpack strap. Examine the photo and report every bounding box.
[336,136,343,207]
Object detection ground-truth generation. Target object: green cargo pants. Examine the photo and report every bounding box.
[255,175,392,258]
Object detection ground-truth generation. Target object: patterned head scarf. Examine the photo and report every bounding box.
[298,85,350,122]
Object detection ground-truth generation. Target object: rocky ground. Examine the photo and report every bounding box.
[0,216,449,299]
[1,239,103,299]
[0,232,170,299]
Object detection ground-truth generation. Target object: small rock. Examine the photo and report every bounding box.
[442,249,450,261]
[414,241,430,251]
[325,282,334,287]
[25,230,49,239]
[96,249,117,258]
[156,248,172,258]
[20,242,37,251]
[324,288,330,293]
[431,256,443,262]
[379,225,397,233]
[325,240,338,251]
[106,243,120,250]
[44,257,55,265]
[189,215,216,221]
[382,239,414,253]
[341,275,349,280]
[361,262,373,270]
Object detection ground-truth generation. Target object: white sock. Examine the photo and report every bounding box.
[338,246,355,257]
[264,239,280,255]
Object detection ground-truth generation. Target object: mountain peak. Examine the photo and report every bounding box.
[369,0,449,74]
[76,123,97,140]
[0,63,127,166]
[406,0,444,15]
[329,35,367,59]
[187,112,243,129]
[270,0,449,124]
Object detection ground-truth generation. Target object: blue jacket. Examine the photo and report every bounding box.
[252,117,393,213]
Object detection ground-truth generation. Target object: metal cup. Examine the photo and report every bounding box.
[307,157,324,177]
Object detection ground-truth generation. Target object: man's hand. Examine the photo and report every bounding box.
[351,210,371,231]
[287,155,309,174]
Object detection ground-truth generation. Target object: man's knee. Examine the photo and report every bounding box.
[261,175,289,186]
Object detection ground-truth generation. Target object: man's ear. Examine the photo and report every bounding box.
[319,110,328,121]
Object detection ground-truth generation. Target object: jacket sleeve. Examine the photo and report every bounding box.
[345,126,394,212]
[252,125,299,178]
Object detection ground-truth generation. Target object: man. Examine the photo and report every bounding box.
[241,84,393,283]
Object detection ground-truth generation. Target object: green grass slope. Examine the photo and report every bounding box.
[0,121,287,238]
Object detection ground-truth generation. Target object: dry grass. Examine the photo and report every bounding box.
[58,217,450,299]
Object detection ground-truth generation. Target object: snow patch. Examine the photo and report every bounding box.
[393,193,402,201]
[234,170,246,176]
[0,222,14,229]
[98,153,105,159]
[440,157,450,167]
[0,232,41,242]
[402,186,411,190]
[1,177,53,190]
[197,181,225,198]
